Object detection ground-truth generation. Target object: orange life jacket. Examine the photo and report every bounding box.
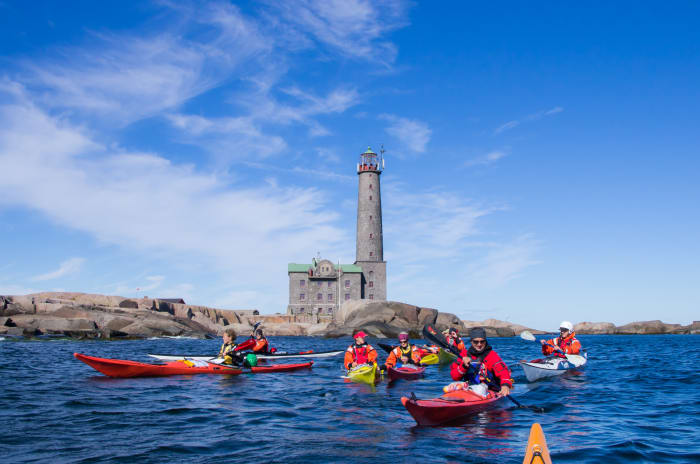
[542,332,581,355]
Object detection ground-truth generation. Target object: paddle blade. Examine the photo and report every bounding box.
[419,354,438,365]
[234,338,255,352]
[520,330,536,342]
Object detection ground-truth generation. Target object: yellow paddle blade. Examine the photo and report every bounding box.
[420,354,439,365]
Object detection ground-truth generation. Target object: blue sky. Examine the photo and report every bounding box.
[1,1,698,329]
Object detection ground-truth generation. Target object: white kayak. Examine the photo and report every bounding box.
[149,349,343,362]
[520,352,587,382]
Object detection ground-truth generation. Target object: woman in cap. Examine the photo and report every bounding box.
[344,330,378,370]
[384,332,421,370]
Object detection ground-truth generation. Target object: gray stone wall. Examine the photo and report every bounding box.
[287,272,362,317]
[355,170,383,262]
[355,261,386,301]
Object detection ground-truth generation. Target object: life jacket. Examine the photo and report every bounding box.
[450,344,514,389]
[218,342,237,358]
[387,344,420,367]
[252,338,269,353]
[543,332,581,355]
[351,344,371,364]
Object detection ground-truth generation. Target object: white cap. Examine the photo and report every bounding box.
[559,321,574,331]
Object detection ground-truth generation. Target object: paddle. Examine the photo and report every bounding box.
[423,325,543,412]
[378,342,395,354]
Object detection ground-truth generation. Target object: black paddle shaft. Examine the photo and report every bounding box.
[422,325,461,356]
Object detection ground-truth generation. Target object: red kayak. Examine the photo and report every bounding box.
[401,388,506,426]
[250,361,313,373]
[74,353,242,378]
[387,366,426,381]
[75,353,313,378]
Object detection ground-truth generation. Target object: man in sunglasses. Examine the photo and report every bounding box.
[541,321,581,356]
[450,327,513,397]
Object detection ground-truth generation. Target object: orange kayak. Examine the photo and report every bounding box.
[523,423,553,464]
[74,353,242,378]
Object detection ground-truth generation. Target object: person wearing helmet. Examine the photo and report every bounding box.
[344,330,378,370]
[384,332,422,370]
[541,321,581,355]
[450,327,513,397]
[251,328,270,354]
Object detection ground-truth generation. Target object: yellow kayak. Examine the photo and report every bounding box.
[419,353,439,365]
[347,363,377,385]
[523,423,552,464]
[437,348,458,365]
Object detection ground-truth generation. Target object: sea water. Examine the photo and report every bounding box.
[1,334,698,463]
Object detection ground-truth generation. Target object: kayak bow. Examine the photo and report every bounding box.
[387,365,426,381]
[346,363,378,385]
[523,423,552,464]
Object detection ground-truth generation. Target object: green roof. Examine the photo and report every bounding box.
[288,263,362,273]
[363,147,376,155]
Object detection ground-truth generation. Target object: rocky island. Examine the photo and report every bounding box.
[1,292,697,340]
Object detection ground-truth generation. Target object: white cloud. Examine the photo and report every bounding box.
[494,106,564,134]
[464,150,507,168]
[0,89,351,310]
[265,0,411,66]
[380,114,432,154]
[494,120,520,134]
[31,258,85,282]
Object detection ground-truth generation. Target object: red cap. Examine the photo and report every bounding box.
[353,331,367,339]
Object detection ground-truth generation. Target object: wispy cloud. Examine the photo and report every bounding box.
[265,0,411,66]
[380,114,432,154]
[464,150,508,168]
[494,106,564,134]
[31,258,85,282]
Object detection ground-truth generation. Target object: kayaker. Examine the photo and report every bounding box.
[251,328,270,354]
[218,328,245,365]
[541,321,581,355]
[344,330,378,370]
[446,327,466,352]
[384,332,421,369]
[450,327,513,397]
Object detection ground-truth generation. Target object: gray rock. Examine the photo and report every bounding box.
[118,299,139,309]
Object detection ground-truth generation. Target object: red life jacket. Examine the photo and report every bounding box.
[352,345,370,364]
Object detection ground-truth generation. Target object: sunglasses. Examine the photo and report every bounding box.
[559,328,569,332]
[471,339,486,345]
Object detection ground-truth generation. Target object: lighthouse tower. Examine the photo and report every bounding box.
[355,147,387,300]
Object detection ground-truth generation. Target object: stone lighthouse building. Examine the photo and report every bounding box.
[286,147,387,319]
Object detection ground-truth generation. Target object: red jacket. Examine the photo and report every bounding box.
[542,332,581,355]
[450,346,513,389]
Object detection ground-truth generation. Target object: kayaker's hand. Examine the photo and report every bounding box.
[350,362,357,369]
[540,340,546,345]
[497,385,511,397]
[462,356,470,367]
[400,355,409,364]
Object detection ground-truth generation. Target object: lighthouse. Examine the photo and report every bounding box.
[354,147,387,300]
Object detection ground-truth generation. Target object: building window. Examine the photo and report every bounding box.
[328,293,333,301]
[369,184,373,189]
[369,195,372,200]
[369,233,373,239]
[344,279,350,288]
[300,280,305,287]
[345,293,350,301]
[316,293,322,301]
[327,281,332,288]
[369,215,372,221]
[368,281,373,288]
[328,308,333,314]
[299,308,305,313]
[300,293,305,300]
[369,251,373,257]
[369,294,374,300]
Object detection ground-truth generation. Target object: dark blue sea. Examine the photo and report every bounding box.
[1,334,698,463]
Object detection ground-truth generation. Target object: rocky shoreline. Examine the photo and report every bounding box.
[1,292,697,340]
